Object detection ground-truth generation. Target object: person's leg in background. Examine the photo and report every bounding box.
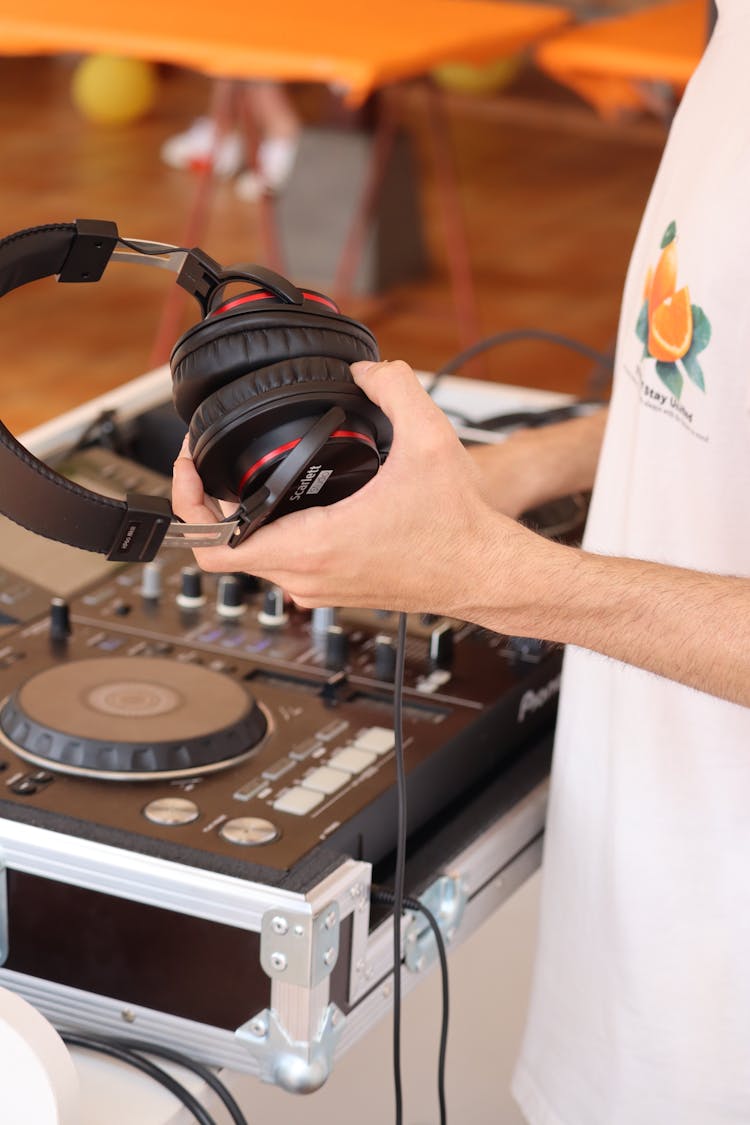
[160,79,300,198]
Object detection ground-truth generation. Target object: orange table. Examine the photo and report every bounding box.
[535,0,708,121]
[0,0,570,359]
[0,1,569,106]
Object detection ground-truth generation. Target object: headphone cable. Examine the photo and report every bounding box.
[372,886,450,1125]
[104,1035,248,1125]
[425,327,614,405]
[390,611,409,1125]
[59,1032,220,1125]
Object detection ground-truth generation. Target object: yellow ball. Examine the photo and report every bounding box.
[71,55,158,126]
[432,56,525,96]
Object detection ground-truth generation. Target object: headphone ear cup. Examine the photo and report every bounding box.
[188,356,392,504]
[171,310,379,424]
[188,356,356,447]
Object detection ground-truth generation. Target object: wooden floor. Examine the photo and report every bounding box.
[0,54,666,433]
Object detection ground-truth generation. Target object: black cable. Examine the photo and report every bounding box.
[425,328,614,401]
[391,611,409,1125]
[372,887,450,1125]
[59,1033,218,1125]
[69,407,124,453]
[104,1036,248,1125]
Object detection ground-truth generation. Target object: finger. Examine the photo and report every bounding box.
[172,449,221,526]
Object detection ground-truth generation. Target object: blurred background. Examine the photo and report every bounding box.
[0,0,701,437]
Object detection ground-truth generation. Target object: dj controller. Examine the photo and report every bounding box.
[0,436,580,884]
[0,384,588,1083]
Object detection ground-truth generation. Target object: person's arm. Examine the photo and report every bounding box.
[467,408,608,517]
[172,361,750,707]
[466,531,750,707]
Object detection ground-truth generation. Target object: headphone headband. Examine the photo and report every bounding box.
[0,220,323,561]
[0,219,386,562]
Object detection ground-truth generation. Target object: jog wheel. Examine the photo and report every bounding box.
[0,657,269,781]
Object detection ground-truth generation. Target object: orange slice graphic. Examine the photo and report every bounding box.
[649,286,693,362]
[648,239,677,315]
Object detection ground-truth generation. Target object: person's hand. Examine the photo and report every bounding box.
[172,360,546,621]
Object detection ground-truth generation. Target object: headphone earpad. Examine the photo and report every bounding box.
[171,311,378,424]
[188,356,357,446]
[187,355,391,503]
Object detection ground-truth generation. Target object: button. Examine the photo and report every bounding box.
[301,766,350,795]
[219,817,279,846]
[10,779,37,796]
[416,669,451,694]
[196,628,224,644]
[143,797,200,826]
[290,738,323,761]
[29,771,53,784]
[220,631,247,649]
[317,719,349,741]
[273,788,325,816]
[232,778,266,802]
[329,747,377,774]
[98,636,124,652]
[353,727,396,755]
[261,757,295,780]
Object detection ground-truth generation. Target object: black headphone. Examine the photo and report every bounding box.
[0,219,392,562]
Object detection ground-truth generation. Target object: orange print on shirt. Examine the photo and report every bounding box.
[636,222,711,400]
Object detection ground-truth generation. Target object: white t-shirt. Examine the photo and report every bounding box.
[513,5,750,1123]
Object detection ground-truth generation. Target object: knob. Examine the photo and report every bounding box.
[176,567,205,610]
[374,633,397,682]
[216,574,246,618]
[311,607,337,639]
[325,624,349,671]
[257,585,288,628]
[49,597,70,642]
[429,621,454,670]
[140,560,163,601]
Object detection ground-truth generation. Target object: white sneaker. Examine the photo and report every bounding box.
[234,136,299,200]
[160,116,244,178]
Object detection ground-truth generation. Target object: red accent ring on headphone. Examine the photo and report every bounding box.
[212,291,340,316]
[238,429,377,495]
